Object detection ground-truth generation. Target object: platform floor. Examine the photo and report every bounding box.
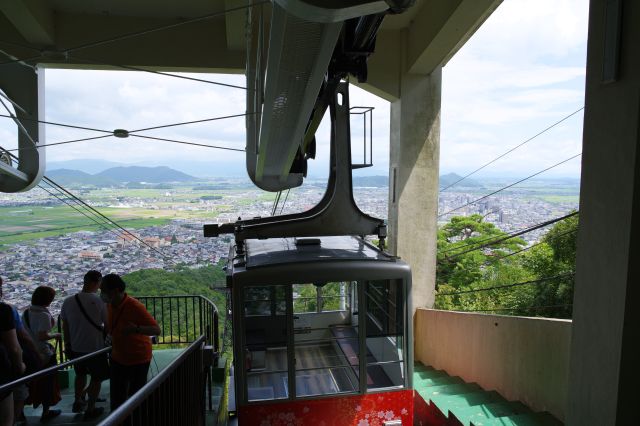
[20,349,195,425]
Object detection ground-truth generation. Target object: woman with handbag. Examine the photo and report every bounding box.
[22,286,62,423]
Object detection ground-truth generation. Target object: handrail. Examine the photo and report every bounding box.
[136,294,219,352]
[98,335,206,426]
[0,346,112,394]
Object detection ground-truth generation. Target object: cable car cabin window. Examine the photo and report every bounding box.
[293,282,349,314]
[293,282,359,397]
[243,285,289,402]
[364,280,405,390]
[244,286,286,316]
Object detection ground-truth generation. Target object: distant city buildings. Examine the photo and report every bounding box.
[0,183,578,312]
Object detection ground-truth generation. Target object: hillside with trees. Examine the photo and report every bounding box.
[123,265,228,350]
[435,213,577,318]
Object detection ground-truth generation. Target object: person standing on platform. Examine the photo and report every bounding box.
[0,276,44,425]
[0,296,25,426]
[22,286,61,423]
[100,273,160,412]
[60,270,109,420]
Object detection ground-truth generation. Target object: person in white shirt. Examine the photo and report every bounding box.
[22,286,61,422]
[60,270,108,420]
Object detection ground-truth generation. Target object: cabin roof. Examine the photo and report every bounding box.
[244,236,393,269]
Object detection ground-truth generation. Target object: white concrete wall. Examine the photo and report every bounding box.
[414,309,571,421]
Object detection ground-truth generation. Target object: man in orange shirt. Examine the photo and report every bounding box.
[100,274,160,411]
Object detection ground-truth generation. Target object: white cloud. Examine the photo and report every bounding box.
[441,0,588,178]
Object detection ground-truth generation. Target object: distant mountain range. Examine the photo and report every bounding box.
[439,173,481,189]
[47,166,195,186]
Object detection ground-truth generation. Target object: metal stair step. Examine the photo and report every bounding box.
[430,390,506,416]
[470,412,563,426]
[418,382,483,401]
[451,400,531,426]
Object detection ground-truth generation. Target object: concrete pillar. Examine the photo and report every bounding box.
[568,1,640,424]
[388,66,442,315]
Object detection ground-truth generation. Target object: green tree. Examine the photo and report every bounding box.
[436,214,526,290]
[435,212,578,319]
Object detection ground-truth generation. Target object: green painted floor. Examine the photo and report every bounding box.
[414,363,564,426]
[21,348,201,425]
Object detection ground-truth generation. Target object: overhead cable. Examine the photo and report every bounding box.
[279,189,291,215]
[37,184,124,239]
[131,135,244,152]
[7,135,113,152]
[440,107,585,192]
[130,112,255,133]
[67,55,248,90]
[435,272,574,297]
[438,211,579,259]
[271,191,283,216]
[488,227,578,263]
[438,153,582,218]
[0,113,112,134]
[41,176,176,264]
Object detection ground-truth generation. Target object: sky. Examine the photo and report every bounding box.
[0,0,589,180]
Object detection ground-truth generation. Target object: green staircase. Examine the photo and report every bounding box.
[414,363,563,426]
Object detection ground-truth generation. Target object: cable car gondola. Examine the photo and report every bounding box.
[205,80,415,424]
[227,235,413,425]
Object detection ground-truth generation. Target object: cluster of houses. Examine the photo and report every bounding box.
[0,220,231,313]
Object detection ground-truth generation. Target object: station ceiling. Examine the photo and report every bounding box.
[0,0,500,100]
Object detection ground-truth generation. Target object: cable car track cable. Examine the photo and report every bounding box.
[440,106,585,192]
[435,272,574,297]
[438,211,579,259]
[438,153,582,218]
[66,55,249,90]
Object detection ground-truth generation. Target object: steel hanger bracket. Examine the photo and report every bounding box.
[204,81,386,252]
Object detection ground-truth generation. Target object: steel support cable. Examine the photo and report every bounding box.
[435,272,575,297]
[39,183,141,242]
[279,189,291,215]
[1,113,249,152]
[36,184,124,239]
[0,111,253,134]
[0,112,112,134]
[487,227,578,263]
[440,107,585,192]
[37,185,164,267]
[0,40,41,52]
[42,176,166,258]
[41,176,176,264]
[437,225,578,285]
[0,97,38,147]
[39,180,121,233]
[130,112,256,133]
[0,93,28,114]
[66,55,248,90]
[6,135,114,152]
[438,211,579,259]
[438,153,582,218]
[271,191,283,216]
[0,54,41,67]
[438,211,579,255]
[130,134,245,152]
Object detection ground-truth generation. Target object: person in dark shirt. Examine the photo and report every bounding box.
[0,301,25,426]
[0,276,43,425]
